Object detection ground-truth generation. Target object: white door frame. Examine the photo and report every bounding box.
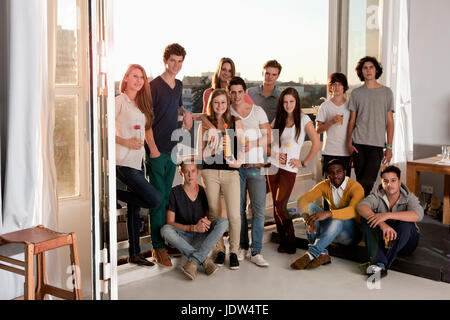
[88,0,118,300]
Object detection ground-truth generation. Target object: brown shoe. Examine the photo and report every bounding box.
[167,246,182,257]
[182,260,197,280]
[305,254,331,269]
[202,257,219,276]
[152,248,172,268]
[290,252,313,270]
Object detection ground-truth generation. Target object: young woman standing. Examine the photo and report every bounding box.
[268,88,321,254]
[115,64,162,266]
[202,58,253,113]
[201,89,244,270]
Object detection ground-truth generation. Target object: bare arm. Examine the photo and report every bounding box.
[356,203,375,220]
[257,122,273,157]
[302,121,322,165]
[145,128,160,158]
[315,115,341,134]
[180,106,193,131]
[383,111,394,165]
[288,121,322,169]
[225,119,245,168]
[346,111,358,154]
[116,135,143,150]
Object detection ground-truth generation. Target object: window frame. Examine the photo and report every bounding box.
[48,0,90,201]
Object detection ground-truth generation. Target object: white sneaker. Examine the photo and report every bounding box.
[249,254,269,267]
[237,249,248,261]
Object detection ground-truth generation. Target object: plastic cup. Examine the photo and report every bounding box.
[384,237,393,249]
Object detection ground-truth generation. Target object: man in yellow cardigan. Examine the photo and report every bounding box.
[291,159,365,270]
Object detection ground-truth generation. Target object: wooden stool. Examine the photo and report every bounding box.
[0,225,82,300]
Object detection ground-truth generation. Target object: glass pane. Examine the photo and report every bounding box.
[54,96,79,198]
[347,0,383,88]
[56,0,78,85]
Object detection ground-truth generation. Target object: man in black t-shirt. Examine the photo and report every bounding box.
[160,161,229,280]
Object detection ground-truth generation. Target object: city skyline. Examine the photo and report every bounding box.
[112,0,329,83]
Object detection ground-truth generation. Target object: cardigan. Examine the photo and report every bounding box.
[297,178,365,221]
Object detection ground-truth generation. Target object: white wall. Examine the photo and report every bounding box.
[409,0,450,146]
[408,0,450,200]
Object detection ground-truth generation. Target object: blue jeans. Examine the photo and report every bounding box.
[116,166,162,257]
[239,167,266,255]
[306,203,361,258]
[160,218,229,265]
[373,220,419,270]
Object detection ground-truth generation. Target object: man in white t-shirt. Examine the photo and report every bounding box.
[316,73,351,177]
[228,77,272,267]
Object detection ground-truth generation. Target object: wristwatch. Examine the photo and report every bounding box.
[385,143,392,150]
[301,160,306,168]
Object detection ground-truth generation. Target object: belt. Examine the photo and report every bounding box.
[242,163,266,168]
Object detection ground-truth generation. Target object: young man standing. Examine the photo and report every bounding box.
[247,60,282,123]
[229,77,272,267]
[357,165,423,279]
[160,161,228,280]
[346,56,395,196]
[146,43,193,267]
[291,159,365,270]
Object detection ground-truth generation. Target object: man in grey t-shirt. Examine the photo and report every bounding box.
[247,60,283,123]
[346,56,395,197]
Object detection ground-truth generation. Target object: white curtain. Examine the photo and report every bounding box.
[386,0,414,165]
[0,0,59,300]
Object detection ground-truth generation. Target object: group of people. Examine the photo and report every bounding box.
[115,43,423,282]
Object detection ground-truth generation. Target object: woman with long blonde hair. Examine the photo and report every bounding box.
[116,64,161,267]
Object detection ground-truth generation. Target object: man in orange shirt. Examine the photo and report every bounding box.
[291,159,365,270]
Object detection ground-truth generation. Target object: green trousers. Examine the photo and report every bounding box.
[146,153,176,250]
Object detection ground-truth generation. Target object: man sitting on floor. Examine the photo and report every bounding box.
[160,161,229,280]
[291,159,365,270]
[357,165,423,279]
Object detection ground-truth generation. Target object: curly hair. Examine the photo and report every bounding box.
[163,43,186,61]
[355,56,383,81]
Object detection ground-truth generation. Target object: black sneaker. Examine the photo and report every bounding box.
[214,251,226,266]
[229,253,240,270]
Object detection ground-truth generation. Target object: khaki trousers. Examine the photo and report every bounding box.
[201,169,241,254]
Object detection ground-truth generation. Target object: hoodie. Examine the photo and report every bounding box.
[358,183,424,231]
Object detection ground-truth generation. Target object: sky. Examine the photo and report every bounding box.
[111,0,329,83]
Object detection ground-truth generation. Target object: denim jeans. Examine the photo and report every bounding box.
[116,166,162,257]
[373,220,419,270]
[306,203,361,258]
[239,167,267,255]
[160,218,229,265]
